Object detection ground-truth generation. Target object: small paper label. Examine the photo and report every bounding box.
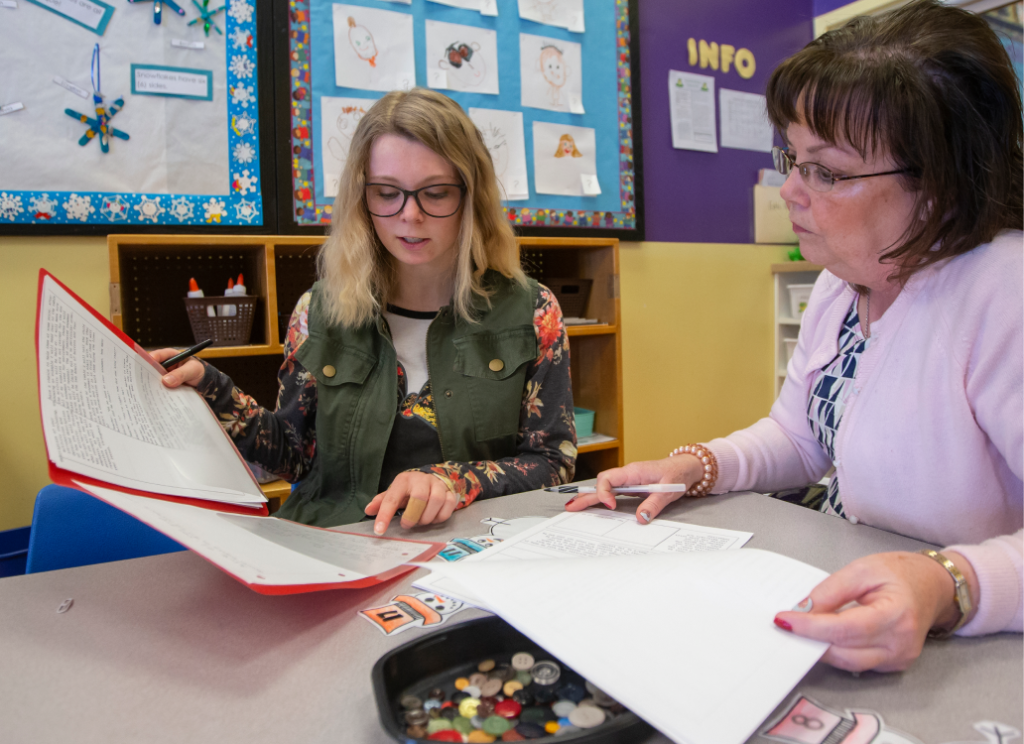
[580,174,601,196]
[171,38,205,50]
[53,76,90,99]
[567,11,585,32]
[0,102,25,115]
[569,94,585,114]
[428,69,448,90]
[25,0,114,34]
[0,1,19,9]
[479,0,497,15]
[131,64,213,100]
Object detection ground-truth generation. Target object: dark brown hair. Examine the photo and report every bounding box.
[766,0,1023,282]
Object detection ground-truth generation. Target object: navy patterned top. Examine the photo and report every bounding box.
[806,298,872,518]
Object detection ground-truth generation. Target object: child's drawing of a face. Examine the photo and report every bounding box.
[347,17,377,65]
[480,123,509,176]
[440,42,486,87]
[539,45,567,88]
[554,134,581,158]
[336,106,363,141]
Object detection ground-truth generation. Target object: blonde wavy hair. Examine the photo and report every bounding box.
[319,88,526,328]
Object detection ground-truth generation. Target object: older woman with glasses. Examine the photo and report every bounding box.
[569,0,1022,672]
[157,88,576,530]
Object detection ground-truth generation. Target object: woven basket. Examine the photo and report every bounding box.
[544,278,593,318]
[184,296,257,347]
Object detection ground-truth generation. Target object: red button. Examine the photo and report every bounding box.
[428,732,463,742]
[494,699,522,719]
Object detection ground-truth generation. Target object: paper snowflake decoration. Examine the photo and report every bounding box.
[231,113,256,137]
[135,196,166,223]
[188,0,225,36]
[235,199,259,223]
[229,27,253,51]
[233,141,256,163]
[0,192,24,221]
[227,0,252,24]
[232,169,258,195]
[99,195,131,222]
[203,197,227,223]
[230,84,255,108]
[29,194,58,221]
[229,54,254,79]
[63,194,95,222]
[169,197,195,222]
[66,95,130,153]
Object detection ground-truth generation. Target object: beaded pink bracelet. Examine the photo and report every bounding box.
[668,444,718,497]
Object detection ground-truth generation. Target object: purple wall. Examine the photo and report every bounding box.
[814,0,855,15]
[639,0,813,243]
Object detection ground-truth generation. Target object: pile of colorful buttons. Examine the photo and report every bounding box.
[396,651,628,741]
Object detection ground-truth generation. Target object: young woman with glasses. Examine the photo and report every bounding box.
[156,88,576,531]
[569,0,1022,672]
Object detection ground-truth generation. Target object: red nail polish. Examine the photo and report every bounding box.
[564,497,576,507]
[774,617,792,631]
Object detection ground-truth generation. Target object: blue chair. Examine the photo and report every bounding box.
[26,485,185,574]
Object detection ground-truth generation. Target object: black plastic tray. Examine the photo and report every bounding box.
[371,615,651,743]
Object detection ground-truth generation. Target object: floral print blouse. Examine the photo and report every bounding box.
[196,285,577,511]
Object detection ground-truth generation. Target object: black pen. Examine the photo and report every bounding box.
[161,339,213,369]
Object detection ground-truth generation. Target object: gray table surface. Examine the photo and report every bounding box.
[1,489,1020,744]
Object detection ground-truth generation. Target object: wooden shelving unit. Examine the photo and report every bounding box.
[772,261,823,397]
[108,234,624,499]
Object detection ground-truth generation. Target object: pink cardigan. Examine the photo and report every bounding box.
[707,231,1023,636]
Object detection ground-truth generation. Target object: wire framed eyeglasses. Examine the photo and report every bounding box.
[771,146,913,193]
[364,183,467,218]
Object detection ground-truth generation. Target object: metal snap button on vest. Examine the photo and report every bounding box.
[323,365,336,378]
[445,390,453,397]
[489,359,504,372]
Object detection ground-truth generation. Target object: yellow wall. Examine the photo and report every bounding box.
[0,236,789,531]
[0,236,110,530]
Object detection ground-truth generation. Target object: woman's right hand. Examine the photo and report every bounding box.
[564,454,706,523]
[151,348,205,389]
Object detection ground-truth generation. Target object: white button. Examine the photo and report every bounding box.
[848,515,859,525]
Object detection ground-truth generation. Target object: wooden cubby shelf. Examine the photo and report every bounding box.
[109,234,624,497]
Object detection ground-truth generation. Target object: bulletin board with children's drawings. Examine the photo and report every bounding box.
[0,0,277,232]
[276,0,643,238]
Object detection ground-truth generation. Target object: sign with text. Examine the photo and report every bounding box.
[25,0,113,34]
[130,64,213,101]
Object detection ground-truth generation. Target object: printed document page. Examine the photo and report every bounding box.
[428,549,830,744]
[38,275,264,506]
[82,483,437,588]
[413,510,752,608]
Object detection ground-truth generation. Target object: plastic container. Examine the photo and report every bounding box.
[372,615,650,743]
[184,296,257,346]
[783,338,799,365]
[787,283,815,319]
[574,407,595,439]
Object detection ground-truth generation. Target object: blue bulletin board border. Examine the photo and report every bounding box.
[281,0,641,236]
[0,0,268,229]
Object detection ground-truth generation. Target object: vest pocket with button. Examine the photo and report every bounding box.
[298,334,377,387]
[452,327,538,442]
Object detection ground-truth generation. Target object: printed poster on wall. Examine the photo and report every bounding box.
[669,69,717,153]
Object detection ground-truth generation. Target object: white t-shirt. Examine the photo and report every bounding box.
[382,306,436,396]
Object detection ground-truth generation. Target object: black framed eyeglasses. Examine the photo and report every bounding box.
[771,146,912,193]
[364,183,467,218]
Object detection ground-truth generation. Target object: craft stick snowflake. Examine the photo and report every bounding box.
[189,0,225,36]
[65,94,130,153]
[126,0,186,25]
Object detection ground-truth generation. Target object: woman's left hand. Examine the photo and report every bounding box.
[773,551,973,672]
[364,471,460,534]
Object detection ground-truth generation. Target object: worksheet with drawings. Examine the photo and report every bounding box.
[413,509,752,608]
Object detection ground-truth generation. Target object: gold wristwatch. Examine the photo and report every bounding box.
[919,549,972,639]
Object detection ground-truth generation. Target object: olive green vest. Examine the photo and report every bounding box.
[278,272,539,527]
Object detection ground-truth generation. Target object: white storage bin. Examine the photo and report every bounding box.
[787,284,815,319]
